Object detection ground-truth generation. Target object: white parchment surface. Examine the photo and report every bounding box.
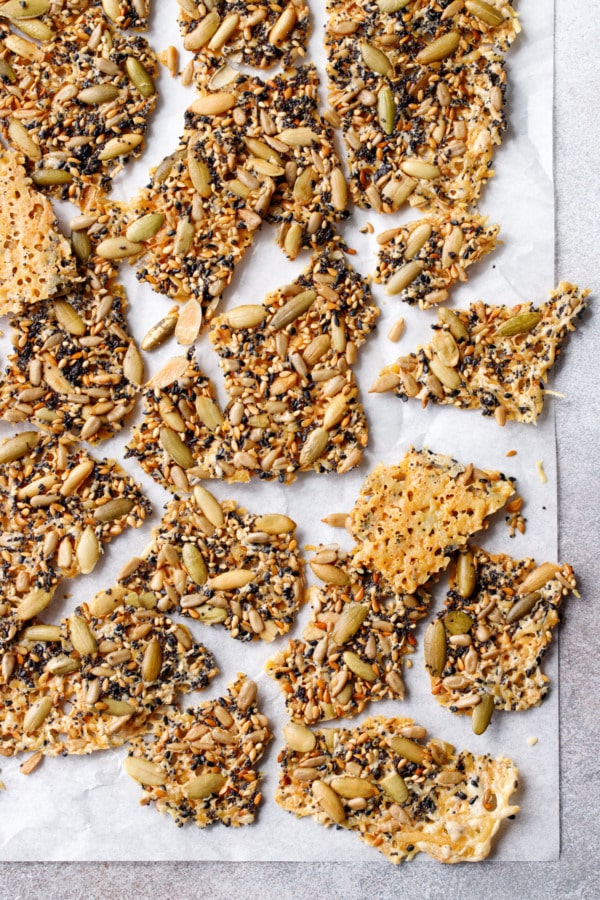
[0,0,563,862]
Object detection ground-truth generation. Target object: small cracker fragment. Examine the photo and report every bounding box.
[179,0,310,70]
[428,548,577,716]
[0,602,218,757]
[125,675,271,828]
[0,6,158,198]
[376,213,500,309]
[103,0,151,31]
[277,715,519,864]
[0,433,150,641]
[325,0,520,213]
[118,489,305,643]
[348,448,515,595]
[0,151,76,314]
[127,250,377,489]
[266,546,430,724]
[376,283,589,424]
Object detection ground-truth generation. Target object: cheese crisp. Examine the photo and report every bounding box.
[277,716,519,864]
[348,448,514,594]
[374,283,589,424]
[125,676,271,828]
[0,601,217,757]
[425,547,577,725]
[0,151,76,314]
[117,488,304,643]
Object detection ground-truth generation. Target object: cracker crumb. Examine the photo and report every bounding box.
[527,737,538,747]
[506,450,517,457]
[536,460,548,484]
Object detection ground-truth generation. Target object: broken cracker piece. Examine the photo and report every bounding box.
[375,283,589,424]
[348,448,514,595]
[277,715,519,864]
[0,151,76,314]
[425,547,577,727]
[125,674,271,828]
[376,212,500,309]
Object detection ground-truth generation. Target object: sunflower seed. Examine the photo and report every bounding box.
[424,619,446,677]
[312,780,346,824]
[208,569,255,591]
[16,589,52,621]
[184,10,221,50]
[269,5,297,44]
[195,396,223,432]
[277,127,319,147]
[299,427,329,466]
[377,87,396,135]
[69,614,98,656]
[226,305,267,329]
[400,159,440,180]
[518,562,561,594]
[284,722,316,753]
[182,543,208,586]
[8,118,41,159]
[77,526,100,575]
[385,260,423,295]
[183,773,226,799]
[189,92,236,116]
[96,237,143,259]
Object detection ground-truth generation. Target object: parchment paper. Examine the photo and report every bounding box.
[0,0,562,862]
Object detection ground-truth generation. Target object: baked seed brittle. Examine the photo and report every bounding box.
[0,151,76,314]
[0,271,141,442]
[277,715,519,864]
[178,0,310,70]
[0,600,218,757]
[348,448,515,595]
[325,0,520,213]
[125,674,271,828]
[375,212,500,309]
[127,251,376,488]
[266,546,430,724]
[0,5,158,198]
[374,282,589,424]
[117,488,305,643]
[0,432,150,641]
[425,547,577,723]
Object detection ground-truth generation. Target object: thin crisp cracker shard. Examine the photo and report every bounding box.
[348,448,514,595]
[427,547,577,719]
[277,716,519,864]
[374,283,589,424]
[125,675,271,828]
[0,151,75,314]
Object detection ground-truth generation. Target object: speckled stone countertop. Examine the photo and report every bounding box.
[2,0,599,896]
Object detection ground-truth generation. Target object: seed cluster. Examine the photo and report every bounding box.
[325,0,520,213]
[125,675,271,828]
[375,211,499,308]
[374,282,589,424]
[0,600,218,757]
[277,715,519,864]
[178,0,310,70]
[127,250,377,489]
[0,3,158,197]
[117,488,305,643]
[425,547,577,722]
[0,431,151,645]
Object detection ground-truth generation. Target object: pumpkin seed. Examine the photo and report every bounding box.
[299,427,330,467]
[78,84,120,105]
[0,0,50,19]
[312,780,346,824]
[331,603,368,644]
[377,87,396,135]
[387,736,424,764]
[23,696,52,733]
[193,485,225,528]
[96,237,143,259]
[141,314,177,351]
[404,223,432,260]
[182,543,208,586]
[77,526,100,575]
[189,92,236,116]
[159,427,194,469]
[283,722,316,753]
[226,304,267,329]
[94,498,135,523]
[124,756,167,786]
[381,772,409,803]
[456,549,476,598]
[174,217,194,256]
[495,312,542,337]
[330,776,378,800]
[183,772,226,799]
[126,57,155,98]
[195,396,223,432]
[71,229,91,262]
[361,41,393,76]
[126,212,165,243]
[518,562,560,594]
[209,569,255,591]
[141,639,163,682]
[429,356,461,391]
[31,168,73,186]
[432,330,460,367]
[438,306,469,340]
[400,159,440,180]
[0,59,16,81]
[416,31,461,65]
[465,0,506,27]
[444,610,474,634]
[98,133,143,161]
[424,619,446,677]
[188,153,212,197]
[472,693,495,735]
[69,614,97,656]
[0,430,40,464]
[505,591,541,625]
[102,699,136,716]
[196,606,228,625]
[343,651,376,682]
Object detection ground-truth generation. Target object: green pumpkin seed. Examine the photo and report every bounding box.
[444,610,474,635]
[141,639,163,682]
[126,57,156,98]
[182,543,208,586]
[465,0,506,27]
[330,776,378,799]
[78,84,120,105]
[126,212,165,243]
[380,772,409,803]
[456,549,476,599]
[283,722,316,753]
[0,430,40,464]
[124,756,167,786]
[387,736,425,764]
[495,312,542,337]
[505,592,540,625]
[472,693,495,735]
[32,168,73,186]
[360,41,393,76]
[438,306,469,340]
[331,603,368,644]
[195,606,228,625]
[159,427,194,469]
[71,229,91,262]
[416,31,461,65]
[270,290,317,331]
[343,651,377,682]
[183,772,226,799]
[424,619,446,677]
[377,87,396,135]
[0,59,16,82]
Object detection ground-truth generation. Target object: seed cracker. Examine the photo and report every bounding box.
[178,0,310,70]
[117,489,304,643]
[0,151,76,314]
[348,448,515,595]
[0,5,158,199]
[375,212,500,309]
[374,282,589,424]
[426,547,577,720]
[102,0,151,31]
[0,432,150,643]
[125,675,271,828]
[266,546,430,724]
[0,601,218,757]
[127,251,376,489]
[325,0,520,213]
[277,715,519,864]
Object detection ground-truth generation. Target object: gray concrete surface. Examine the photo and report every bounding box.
[1,0,598,896]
